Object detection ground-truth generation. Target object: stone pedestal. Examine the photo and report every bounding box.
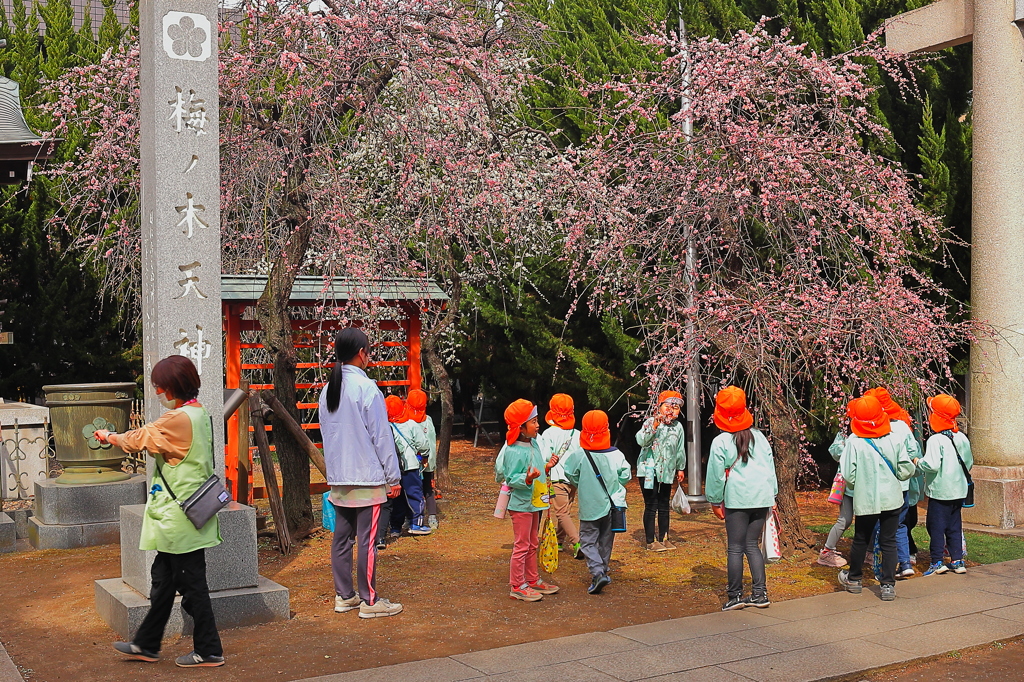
[963,465,1024,528]
[0,402,49,500]
[95,502,289,639]
[29,476,146,550]
[0,513,14,553]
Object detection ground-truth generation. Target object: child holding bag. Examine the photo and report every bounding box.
[496,399,560,602]
[915,394,973,576]
[563,410,631,595]
[537,393,583,556]
[705,386,778,611]
[386,395,432,536]
[635,391,687,551]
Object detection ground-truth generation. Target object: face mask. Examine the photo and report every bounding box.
[158,394,177,409]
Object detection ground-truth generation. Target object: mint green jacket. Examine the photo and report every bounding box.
[840,433,916,516]
[496,440,549,513]
[537,426,583,484]
[919,431,973,501]
[392,421,429,472]
[890,421,922,493]
[635,419,686,484]
[705,429,778,509]
[563,447,631,521]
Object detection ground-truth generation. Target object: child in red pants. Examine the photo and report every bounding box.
[496,399,560,602]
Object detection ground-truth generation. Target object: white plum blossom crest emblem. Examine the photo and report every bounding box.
[168,16,206,58]
[162,11,212,62]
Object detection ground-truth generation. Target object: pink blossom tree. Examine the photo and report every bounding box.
[563,24,979,550]
[43,0,563,534]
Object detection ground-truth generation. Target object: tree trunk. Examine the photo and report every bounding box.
[420,274,462,490]
[762,381,816,554]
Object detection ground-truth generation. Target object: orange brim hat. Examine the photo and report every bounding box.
[406,389,428,424]
[504,399,537,446]
[658,390,683,406]
[580,410,611,450]
[928,394,960,433]
[545,393,575,430]
[865,387,912,427]
[385,395,405,423]
[713,386,753,433]
[849,396,891,439]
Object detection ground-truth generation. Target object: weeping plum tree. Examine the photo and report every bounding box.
[43,0,562,534]
[563,24,978,551]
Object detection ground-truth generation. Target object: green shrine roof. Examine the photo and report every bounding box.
[220,274,449,302]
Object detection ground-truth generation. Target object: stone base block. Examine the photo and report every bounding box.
[94,575,290,640]
[119,502,258,595]
[34,475,146,526]
[963,466,1024,528]
[29,516,121,549]
[9,508,33,538]
[0,513,13,553]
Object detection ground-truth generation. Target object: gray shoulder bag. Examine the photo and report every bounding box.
[152,419,231,529]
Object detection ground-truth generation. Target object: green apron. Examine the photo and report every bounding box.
[139,404,222,553]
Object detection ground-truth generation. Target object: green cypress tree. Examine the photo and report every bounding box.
[98,0,124,51]
[917,96,951,220]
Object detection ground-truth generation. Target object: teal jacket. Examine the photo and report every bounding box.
[705,429,778,509]
[890,421,922,493]
[840,433,916,515]
[563,447,631,521]
[391,421,429,472]
[537,426,583,484]
[635,418,686,484]
[919,431,973,501]
[495,440,549,513]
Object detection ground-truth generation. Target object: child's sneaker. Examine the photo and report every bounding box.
[587,574,611,595]
[898,563,915,579]
[722,596,747,611]
[528,579,560,595]
[408,525,432,535]
[923,562,948,576]
[375,538,387,551]
[427,514,439,529]
[744,593,770,608]
[951,560,967,574]
[838,569,862,594]
[880,584,896,601]
[817,548,848,568]
[510,584,543,602]
[334,593,361,613]
[359,598,403,618]
[388,528,402,539]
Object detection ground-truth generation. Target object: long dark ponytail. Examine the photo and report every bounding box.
[326,328,370,413]
[733,428,753,464]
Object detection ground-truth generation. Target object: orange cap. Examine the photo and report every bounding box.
[545,393,575,430]
[713,386,753,433]
[385,395,405,423]
[927,394,961,433]
[504,399,537,446]
[865,387,912,427]
[580,410,611,450]
[848,396,891,439]
[406,389,428,423]
[658,390,683,406]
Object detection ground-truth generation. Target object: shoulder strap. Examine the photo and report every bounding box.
[391,423,414,450]
[943,431,972,483]
[584,449,617,508]
[151,456,178,501]
[865,439,897,478]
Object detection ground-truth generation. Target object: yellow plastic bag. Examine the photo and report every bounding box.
[539,513,559,573]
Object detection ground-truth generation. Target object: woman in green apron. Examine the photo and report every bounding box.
[96,355,225,668]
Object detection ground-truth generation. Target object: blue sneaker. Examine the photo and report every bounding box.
[951,560,967,574]
[923,562,948,576]
[408,525,432,535]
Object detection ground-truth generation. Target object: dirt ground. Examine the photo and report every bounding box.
[861,637,1024,680]
[0,442,896,681]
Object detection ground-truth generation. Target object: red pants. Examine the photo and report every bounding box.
[509,510,541,588]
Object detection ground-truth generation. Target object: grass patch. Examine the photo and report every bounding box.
[808,523,1024,564]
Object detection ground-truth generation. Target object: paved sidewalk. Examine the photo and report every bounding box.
[298,558,1024,682]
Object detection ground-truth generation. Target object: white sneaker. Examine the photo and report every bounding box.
[428,514,439,529]
[359,598,403,619]
[335,594,361,613]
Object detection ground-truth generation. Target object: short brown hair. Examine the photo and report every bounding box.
[151,355,201,402]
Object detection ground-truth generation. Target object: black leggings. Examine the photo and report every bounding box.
[422,471,438,516]
[639,478,672,543]
[133,549,222,657]
[849,507,900,586]
[725,507,768,599]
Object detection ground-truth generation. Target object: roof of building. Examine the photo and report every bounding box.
[221,274,449,302]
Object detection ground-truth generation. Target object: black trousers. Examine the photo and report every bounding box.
[905,503,918,555]
[725,507,768,599]
[639,478,672,543]
[848,507,900,587]
[133,549,223,658]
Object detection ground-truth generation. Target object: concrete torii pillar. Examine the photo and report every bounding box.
[887,0,1024,527]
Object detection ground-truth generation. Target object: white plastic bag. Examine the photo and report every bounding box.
[762,508,782,563]
[670,486,691,515]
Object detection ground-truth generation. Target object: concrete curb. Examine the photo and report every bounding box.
[0,641,23,682]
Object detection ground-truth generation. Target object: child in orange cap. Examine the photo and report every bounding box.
[495,399,560,602]
[837,396,915,601]
[914,394,972,576]
[386,395,432,537]
[563,410,631,594]
[705,386,778,610]
[405,389,440,529]
[537,394,583,558]
[635,390,686,551]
